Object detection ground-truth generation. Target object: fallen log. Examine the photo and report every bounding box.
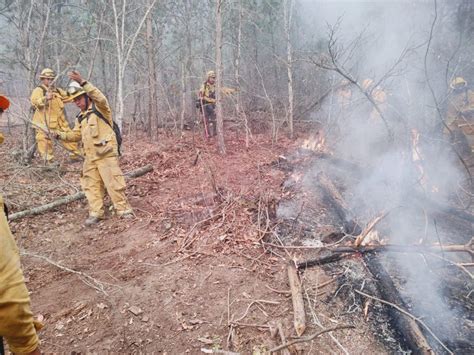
[318,155,474,225]
[362,254,438,354]
[287,263,306,336]
[9,164,153,221]
[296,241,474,269]
[297,244,473,270]
[313,172,438,353]
[331,241,473,257]
[317,172,361,235]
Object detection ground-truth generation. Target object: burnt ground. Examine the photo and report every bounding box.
[0,125,471,353]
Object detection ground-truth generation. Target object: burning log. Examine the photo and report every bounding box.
[317,154,474,225]
[362,254,438,354]
[311,172,448,352]
[287,263,306,336]
[317,172,362,235]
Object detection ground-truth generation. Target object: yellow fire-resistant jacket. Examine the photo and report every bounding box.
[0,181,39,353]
[446,89,474,135]
[61,82,118,161]
[30,85,71,131]
[199,81,216,104]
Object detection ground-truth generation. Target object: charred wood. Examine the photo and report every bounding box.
[362,254,440,354]
[296,242,473,271]
[317,155,474,225]
[317,172,362,235]
[296,254,344,269]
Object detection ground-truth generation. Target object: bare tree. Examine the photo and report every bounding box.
[284,0,295,139]
[215,0,226,154]
[111,0,157,129]
[145,0,158,139]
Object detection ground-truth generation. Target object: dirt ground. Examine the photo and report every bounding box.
[2,127,391,354]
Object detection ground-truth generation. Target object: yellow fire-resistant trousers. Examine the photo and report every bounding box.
[36,129,81,162]
[0,199,40,353]
[81,156,132,218]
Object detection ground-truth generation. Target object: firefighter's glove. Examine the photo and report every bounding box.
[53,131,67,140]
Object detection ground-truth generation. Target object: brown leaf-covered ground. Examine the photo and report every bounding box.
[1,127,388,353]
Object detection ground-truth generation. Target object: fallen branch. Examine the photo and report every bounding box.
[296,241,473,269]
[354,211,389,247]
[287,263,306,336]
[276,321,291,355]
[269,325,354,353]
[355,289,452,354]
[21,251,112,296]
[9,164,153,221]
[337,242,473,257]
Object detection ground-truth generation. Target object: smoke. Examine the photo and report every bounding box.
[297,0,468,346]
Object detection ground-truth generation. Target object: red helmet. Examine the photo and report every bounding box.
[0,95,10,111]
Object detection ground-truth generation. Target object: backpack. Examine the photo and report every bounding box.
[79,102,123,156]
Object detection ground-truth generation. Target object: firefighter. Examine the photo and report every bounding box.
[445,77,474,163]
[336,79,353,120]
[30,68,81,164]
[362,78,387,122]
[55,71,133,226]
[0,95,42,355]
[199,70,217,137]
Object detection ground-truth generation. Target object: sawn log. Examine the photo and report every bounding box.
[287,263,306,336]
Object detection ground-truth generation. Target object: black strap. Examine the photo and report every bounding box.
[91,103,112,127]
[77,102,111,127]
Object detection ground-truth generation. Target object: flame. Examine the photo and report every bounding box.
[301,130,327,152]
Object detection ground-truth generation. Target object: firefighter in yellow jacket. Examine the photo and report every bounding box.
[30,68,81,163]
[199,70,217,137]
[446,77,474,161]
[0,95,41,354]
[55,71,133,226]
[362,78,387,122]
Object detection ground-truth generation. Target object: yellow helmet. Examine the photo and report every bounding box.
[450,77,467,89]
[39,68,56,79]
[362,78,374,91]
[67,82,86,100]
[207,70,216,78]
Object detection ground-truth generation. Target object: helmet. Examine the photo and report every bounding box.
[207,70,216,78]
[362,78,374,91]
[0,95,10,111]
[450,77,467,89]
[39,68,56,79]
[67,82,86,100]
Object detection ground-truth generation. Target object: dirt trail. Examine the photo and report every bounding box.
[3,130,386,353]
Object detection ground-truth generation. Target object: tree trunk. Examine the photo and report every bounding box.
[215,0,226,154]
[146,3,158,139]
[284,0,294,139]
